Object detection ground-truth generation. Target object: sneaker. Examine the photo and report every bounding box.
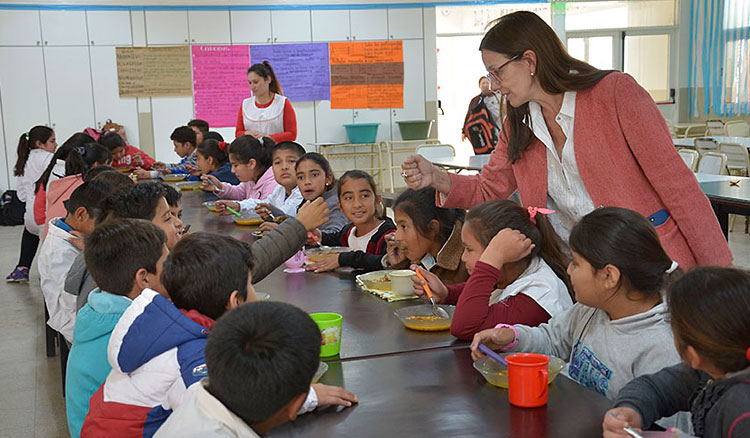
[6,266,29,283]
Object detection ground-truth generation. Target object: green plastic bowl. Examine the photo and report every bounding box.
[344,123,380,144]
[396,120,434,140]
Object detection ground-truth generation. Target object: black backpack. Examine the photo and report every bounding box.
[0,190,25,226]
[463,96,500,155]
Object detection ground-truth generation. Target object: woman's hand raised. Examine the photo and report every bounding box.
[401,155,453,194]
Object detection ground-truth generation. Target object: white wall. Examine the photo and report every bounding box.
[0,5,438,192]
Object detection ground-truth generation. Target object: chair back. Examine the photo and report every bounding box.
[725,121,750,137]
[684,124,707,138]
[694,137,719,155]
[697,152,728,175]
[417,144,456,161]
[677,148,699,172]
[719,142,750,176]
[706,119,726,136]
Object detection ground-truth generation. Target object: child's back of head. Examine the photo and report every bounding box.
[394,186,465,246]
[205,301,320,430]
[161,233,254,320]
[98,182,166,223]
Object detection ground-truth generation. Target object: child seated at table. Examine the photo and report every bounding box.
[412,200,574,340]
[82,233,357,437]
[187,119,208,146]
[203,135,279,210]
[98,131,155,170]
[604,266,750,438]
[470,207,689,429]
[155,301,358,437]
[38,181,106,343]
[66,219,168,438]
[161,182,183,222]
[384,187,468,285]
[193,139,240,187]
[306,170,395,273]
[288,152,348,233]
[150,126,198,177]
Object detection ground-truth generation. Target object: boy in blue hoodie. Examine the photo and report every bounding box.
[82,233,357,438]
[65,219,168,438]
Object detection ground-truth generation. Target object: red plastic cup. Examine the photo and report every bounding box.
[506,353,550,408]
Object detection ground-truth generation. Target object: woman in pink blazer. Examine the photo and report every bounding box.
[402,11,731,269]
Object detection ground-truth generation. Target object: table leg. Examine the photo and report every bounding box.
[713,203,729,240]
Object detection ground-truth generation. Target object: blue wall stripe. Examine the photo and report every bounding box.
[0,0,545,12]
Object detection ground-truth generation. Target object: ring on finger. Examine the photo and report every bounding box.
[401,171,408,178]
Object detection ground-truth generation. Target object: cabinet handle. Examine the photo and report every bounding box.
[184,39,188,43]
[36,41,40,46]
[352,35,356,40]
[267,37,271,42]
[273,37,277,42]
[191,39,195,43]
[346,36,350,40]
[44,41,48,45]
[91,40,95,45]
[390,35,394,39]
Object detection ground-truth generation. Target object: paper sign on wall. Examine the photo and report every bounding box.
[250,43,331,102]
[329,41,404,109]
[116,46,192,97]
[192,45,252,128]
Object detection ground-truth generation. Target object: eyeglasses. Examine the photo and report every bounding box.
[485,54,522,84]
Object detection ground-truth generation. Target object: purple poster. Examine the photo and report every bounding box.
[192,45,251,128]
[250,43,331,102]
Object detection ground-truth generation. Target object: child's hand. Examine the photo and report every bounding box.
[133,153,144,167]
[478,228,535,270]
[255,203,272,219]
[244,129,265,139]
[311,383,358,408]
[410,265,448,303]
[67,230,85,251]
[200,175,222,193]
[215,200,240,216]
[153,161,166,171]
[306,229,322,246]
[259,221,279,233]
[132,168,153,180]
[470,327,516,361]
[296,198,330,231]
[187,165,201,176]
[385,234,407,266]
[306,254,341,273]
[603,408,643,438]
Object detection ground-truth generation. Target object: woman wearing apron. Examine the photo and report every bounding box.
[235,61,298,142]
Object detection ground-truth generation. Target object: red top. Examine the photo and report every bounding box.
[447,261,551,340]
[235,97,298,142]
[112,144,155,170]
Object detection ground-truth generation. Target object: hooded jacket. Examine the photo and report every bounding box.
[81,289,211,438]
[41,174,83,239]
[66,289,132,438]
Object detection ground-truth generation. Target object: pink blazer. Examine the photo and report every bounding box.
[440,72,732,268]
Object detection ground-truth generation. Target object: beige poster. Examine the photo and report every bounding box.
[116,46,193,97]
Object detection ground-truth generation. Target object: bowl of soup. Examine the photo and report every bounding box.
[393,304,455,332]
[161,173,187,182]
[473,354,565,388]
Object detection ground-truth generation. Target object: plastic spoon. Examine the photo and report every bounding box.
[607,413,644,438]
[477,344,508,366]
[414,269,450,319]
[225,206,242,218]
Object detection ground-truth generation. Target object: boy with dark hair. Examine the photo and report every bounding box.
[188,119,209,145]
[66,219,168,438]
[150,126,198,178]
[83,233,356,437]
[161,182,183,221]
[156,302,343,437]
[39,180,109,343]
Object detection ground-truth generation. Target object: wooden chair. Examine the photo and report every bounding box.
[677,148,699,172]
[694,137,719,155]
[697,152,728,175]
[726,120,750,137]
[706,119,726,136]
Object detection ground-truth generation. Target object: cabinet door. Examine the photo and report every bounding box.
[0,47,49,188]
[0,10,41,46]
[314,101,352,145]
[90,47,139,143]
[392,40,426,140]
[311,10,350,42]
[0,99,8,191]
[354,109,392,142]
[40,10,88,46]
[270,10,311,43]
[87,11,132,46]
[294,101,317,147]
[350,9,387,41]
[231,11,272,44]
[145,11,189,45]
[388,8,423,40]
[188,10,230,44]
[44,47,96,142]
[151,97,193,161]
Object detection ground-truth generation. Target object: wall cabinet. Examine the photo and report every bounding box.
[87,11,132,46]
[90,46,139,144]
[270,10,312,43]
[44,46,96,143]
[0,10,41,46]
[145,10,189,45]
[311,10,350,42]
[230,11,272,44]
[40,10,88,46]
[350,9,388,41]
[388,8,423,40]
[188,10,231,44]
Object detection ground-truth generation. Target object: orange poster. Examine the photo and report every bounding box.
[329,41,404,109]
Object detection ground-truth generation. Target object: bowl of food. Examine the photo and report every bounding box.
[116,167,133,173]
[312,361,329,384]
[393,304,455,332]
[356,270,394,293]
[202,201,218,212]
[254,292,270,301]
[161,173,187,182]
[175,181,202,191]
[233,213,264,226]
[304,247,349,264]
[473,354,566,389]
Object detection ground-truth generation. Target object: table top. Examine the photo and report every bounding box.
[177,189,260,244]
[430,154,491,171]
[673,136,750,148]
[699,176,750,207]
[269,348,612,437]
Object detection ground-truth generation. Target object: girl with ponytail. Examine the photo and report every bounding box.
[194,139,240,187]
[7,126,56,283]
[412,199,574,340]
[235,61,298,142]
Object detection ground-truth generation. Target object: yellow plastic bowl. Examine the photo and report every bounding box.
[202,201,218,213]
[233,216,264,226]
[161,174,187,182]
[393,304,455,332]
[473,354,566,388]
[175,181,201,191]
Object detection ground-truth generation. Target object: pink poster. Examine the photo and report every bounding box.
[192,45,251,128]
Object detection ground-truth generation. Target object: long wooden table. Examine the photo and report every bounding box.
[268,348,612,437]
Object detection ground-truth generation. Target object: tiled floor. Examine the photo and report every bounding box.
[1,222,749,438]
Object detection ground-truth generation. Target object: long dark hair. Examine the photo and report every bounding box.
[35,132,95,192]
[197,139,229,167]
[480,11,614,162]
[228,135,276,176]
[296,152,335,188]
[64,143,112,177]
[247,61,283,95]
[393,187,465,246]
[97,131,126,151]
[466,200,572,298]
[15,125,54,176]
[668,267,750,374]
[569,207,679,300]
